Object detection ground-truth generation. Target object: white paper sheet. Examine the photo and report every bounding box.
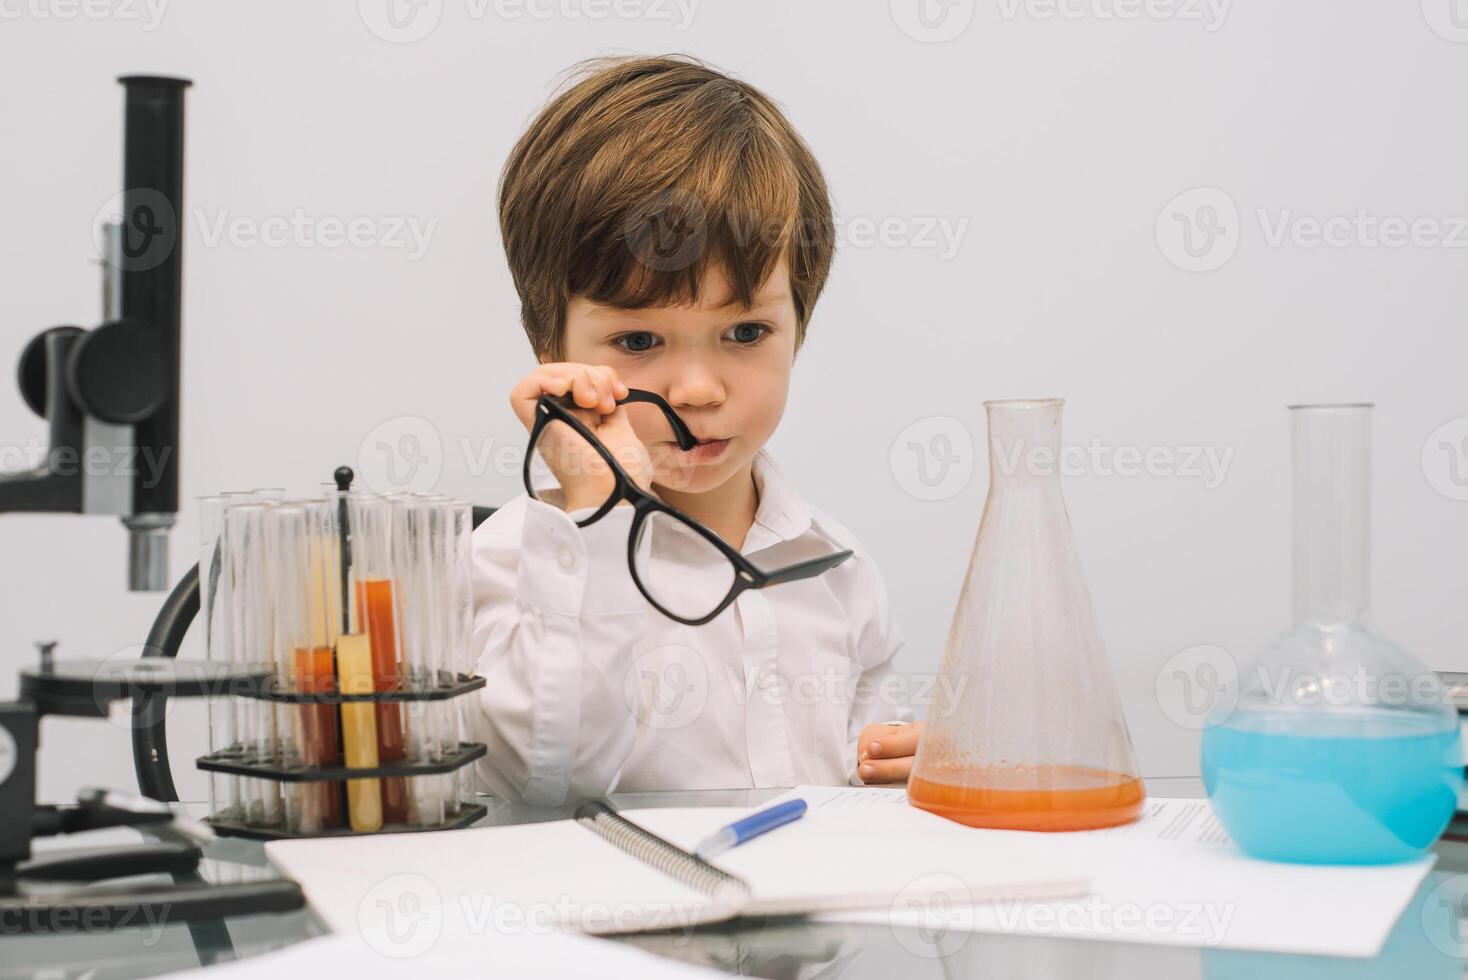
[265,805,1082,938]
[763,786,1434,958]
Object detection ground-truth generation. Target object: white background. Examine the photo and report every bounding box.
[2,0,1466,804]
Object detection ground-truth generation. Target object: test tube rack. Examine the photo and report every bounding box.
[196,672,488,840]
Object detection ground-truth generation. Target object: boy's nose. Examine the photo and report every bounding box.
[666,370,725,412]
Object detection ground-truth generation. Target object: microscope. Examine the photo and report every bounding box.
[4,75,185,590]
[0,76,303,933]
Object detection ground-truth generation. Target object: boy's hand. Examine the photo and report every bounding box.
[510,363,652,513]
[856,721,925,785]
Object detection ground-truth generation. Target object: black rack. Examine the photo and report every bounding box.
[197,674,489,840]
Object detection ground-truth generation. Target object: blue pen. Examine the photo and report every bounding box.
[694,799,808,860]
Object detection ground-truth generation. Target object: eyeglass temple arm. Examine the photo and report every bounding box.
[616,389,698,451]
[551,389,698,451]
[760,549,855,586]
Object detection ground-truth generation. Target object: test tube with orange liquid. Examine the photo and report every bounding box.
[349,493,410,825]
[268,501,344,833]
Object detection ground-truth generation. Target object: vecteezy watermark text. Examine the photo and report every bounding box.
[192,209,437,260]
[0,0,168,29]
[1157,186,1468,272]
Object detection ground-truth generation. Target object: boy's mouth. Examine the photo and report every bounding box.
[676,436,731,463]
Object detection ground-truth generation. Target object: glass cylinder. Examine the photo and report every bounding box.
[198,494,242,823]
[269,501,345,833]
[349,492,410,825]
[1201,404,1464,863]
[907,399,1145,831]
[224,501,284,828]
[447,499,476,811]
[391,493,446,827]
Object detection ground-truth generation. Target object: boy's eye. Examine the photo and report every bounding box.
[613,331,658,353]
[727,322,769,345]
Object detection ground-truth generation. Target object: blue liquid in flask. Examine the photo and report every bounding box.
[1202,711,1463,864]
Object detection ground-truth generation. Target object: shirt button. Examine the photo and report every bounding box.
[557,546,577,571]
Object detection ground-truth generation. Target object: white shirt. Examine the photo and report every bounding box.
[465,449,912,806]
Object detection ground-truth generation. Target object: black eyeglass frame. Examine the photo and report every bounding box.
[522,388,854,626]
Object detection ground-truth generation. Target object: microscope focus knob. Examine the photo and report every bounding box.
[67,319,169,425]
[17,326,86,419]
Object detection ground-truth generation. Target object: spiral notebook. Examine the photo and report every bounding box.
[265,798,1088,937]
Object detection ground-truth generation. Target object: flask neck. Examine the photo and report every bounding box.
[985,399,1066,491]
[1290,405,1372,626]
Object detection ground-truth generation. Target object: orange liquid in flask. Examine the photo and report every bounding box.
[908,765,1145,831]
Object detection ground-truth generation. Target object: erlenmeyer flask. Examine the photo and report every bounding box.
[1200,404,1463,863]
[908,399,1145,831]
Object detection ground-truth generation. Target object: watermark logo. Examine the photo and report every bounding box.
[93,189,177,273]
[890,0,975,42]
[1156,643,1454,729]
[1420,873,1468,957]
[890,416,975,502]
[623,187,707,273]
[625,644,710,731]
[358,873,443,957]
[1156,186,1239,272]
[1422,0,1468,43]
[1421,416,1468,501]
[358,0,443,42]
[93,646,180,732]
[890,873,976,958]
[1155,643,1238,731]
[358,415,444,494]
[1160,186,1468,270]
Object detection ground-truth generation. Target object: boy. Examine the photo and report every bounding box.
[468,55,922,806]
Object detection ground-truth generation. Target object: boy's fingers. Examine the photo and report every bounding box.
[865,723,922,759]
[858,756,914,785]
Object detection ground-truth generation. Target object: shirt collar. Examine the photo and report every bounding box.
[744,448,812,552]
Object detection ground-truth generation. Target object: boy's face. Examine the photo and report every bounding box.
[560,258,797,496]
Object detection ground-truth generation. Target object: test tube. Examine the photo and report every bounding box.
[198,495,241,824]
[440,497,475,814]
[391,493,445,827]
[349,492,409,825]
[336,489,384,833]
[224,501,283,828]
[269,502,345,833]
[416,496,453,819]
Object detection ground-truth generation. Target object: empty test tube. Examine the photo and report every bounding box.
[224,501,283,828]
[436,496,476,813]
[391,493,445,827]
[198,495,241,823]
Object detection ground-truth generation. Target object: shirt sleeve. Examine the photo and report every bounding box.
[841,552,916,787]
[464,496,649,806]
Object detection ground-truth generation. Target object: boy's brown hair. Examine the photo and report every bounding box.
[499,55,836,361]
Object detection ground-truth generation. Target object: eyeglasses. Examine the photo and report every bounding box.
[522,388,854,626]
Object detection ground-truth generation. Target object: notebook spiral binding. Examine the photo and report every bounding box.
[574,801,752,899]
